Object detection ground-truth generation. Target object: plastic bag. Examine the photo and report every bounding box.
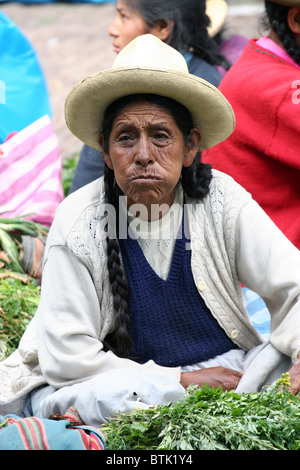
[0,115,64,227]
[0,10,52,143]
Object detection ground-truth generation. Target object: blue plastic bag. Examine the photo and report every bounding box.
[0,11,52,142]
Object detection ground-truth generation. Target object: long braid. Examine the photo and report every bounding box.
[103,163,132,357]
[265,1,300,66]
[181,153,212,199]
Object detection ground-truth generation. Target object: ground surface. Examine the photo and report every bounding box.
[1,0,264,158]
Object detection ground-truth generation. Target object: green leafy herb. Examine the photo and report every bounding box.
[102,377,300,450]
[0,276,40,358]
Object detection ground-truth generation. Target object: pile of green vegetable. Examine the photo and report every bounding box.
[0,275,40,359]
[0,216,46,358]
[103,376,300,450]
[0,215,48,274]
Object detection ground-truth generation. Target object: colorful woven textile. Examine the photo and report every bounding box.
[0,407,105,450]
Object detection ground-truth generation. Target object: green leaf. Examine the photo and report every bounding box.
[103,379,300,451]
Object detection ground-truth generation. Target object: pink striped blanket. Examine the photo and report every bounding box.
[0,115,64,227]
[0,407,106,450]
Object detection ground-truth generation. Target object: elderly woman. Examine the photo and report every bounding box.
[1,35,300,427]
[69,0,232,193]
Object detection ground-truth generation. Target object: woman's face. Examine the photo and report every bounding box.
[101,101,200,218]
[108,0,165,53]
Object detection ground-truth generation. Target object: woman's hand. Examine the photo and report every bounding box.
[287,354,300,395]
[180,366,243,392]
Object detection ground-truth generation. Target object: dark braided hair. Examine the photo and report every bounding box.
[103,165,132,357]
[102,94,212,358]
[124,0,230,70]
[265,0,300,66]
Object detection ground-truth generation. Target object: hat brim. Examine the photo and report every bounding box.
[65,67,235,152]
[207,0,228,37]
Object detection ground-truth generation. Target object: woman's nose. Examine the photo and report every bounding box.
[108,17,118,37]
[134,136,154,166]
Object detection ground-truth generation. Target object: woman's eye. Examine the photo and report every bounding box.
[118,135,131,141]
[154,132,168,139]
[153,132,170,143]
[117,11,128,20]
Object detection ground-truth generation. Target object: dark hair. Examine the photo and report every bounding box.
[124,0,230,70]
[264,0,300,66]
[102,94,212,358]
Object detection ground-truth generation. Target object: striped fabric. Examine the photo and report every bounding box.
[0,407,105,450]
[0,115,64,227]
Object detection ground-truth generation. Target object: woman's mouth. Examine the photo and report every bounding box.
[131,175,161,182]
[112,43,121,54]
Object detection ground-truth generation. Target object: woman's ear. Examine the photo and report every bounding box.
[288,7,300,35]
[182,128,202,168]
[149,19,173,43]
[99,133,114,170]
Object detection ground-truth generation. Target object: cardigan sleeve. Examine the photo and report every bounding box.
[235,198,300,359]
[37,245,181,389]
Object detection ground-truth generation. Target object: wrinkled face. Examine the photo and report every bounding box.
[101,101,200,218]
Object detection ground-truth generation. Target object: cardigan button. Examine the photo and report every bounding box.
[231,329,239,340]
[197,281,207,292]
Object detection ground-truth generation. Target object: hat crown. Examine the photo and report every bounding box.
[112,34,189,73]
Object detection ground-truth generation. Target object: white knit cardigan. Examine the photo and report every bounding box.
[1,170,300,415]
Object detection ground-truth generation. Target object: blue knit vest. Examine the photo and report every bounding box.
[119,219,237,367]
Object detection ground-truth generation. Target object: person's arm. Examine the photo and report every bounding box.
[235,199,300,372]
[287,353,300,395]
[180,367,243,391]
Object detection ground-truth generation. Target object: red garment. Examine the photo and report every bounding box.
[202,39,300,249]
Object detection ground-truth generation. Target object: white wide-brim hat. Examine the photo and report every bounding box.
[65,34,235,152]
[268,0,300,5]
[206,0,228,37]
